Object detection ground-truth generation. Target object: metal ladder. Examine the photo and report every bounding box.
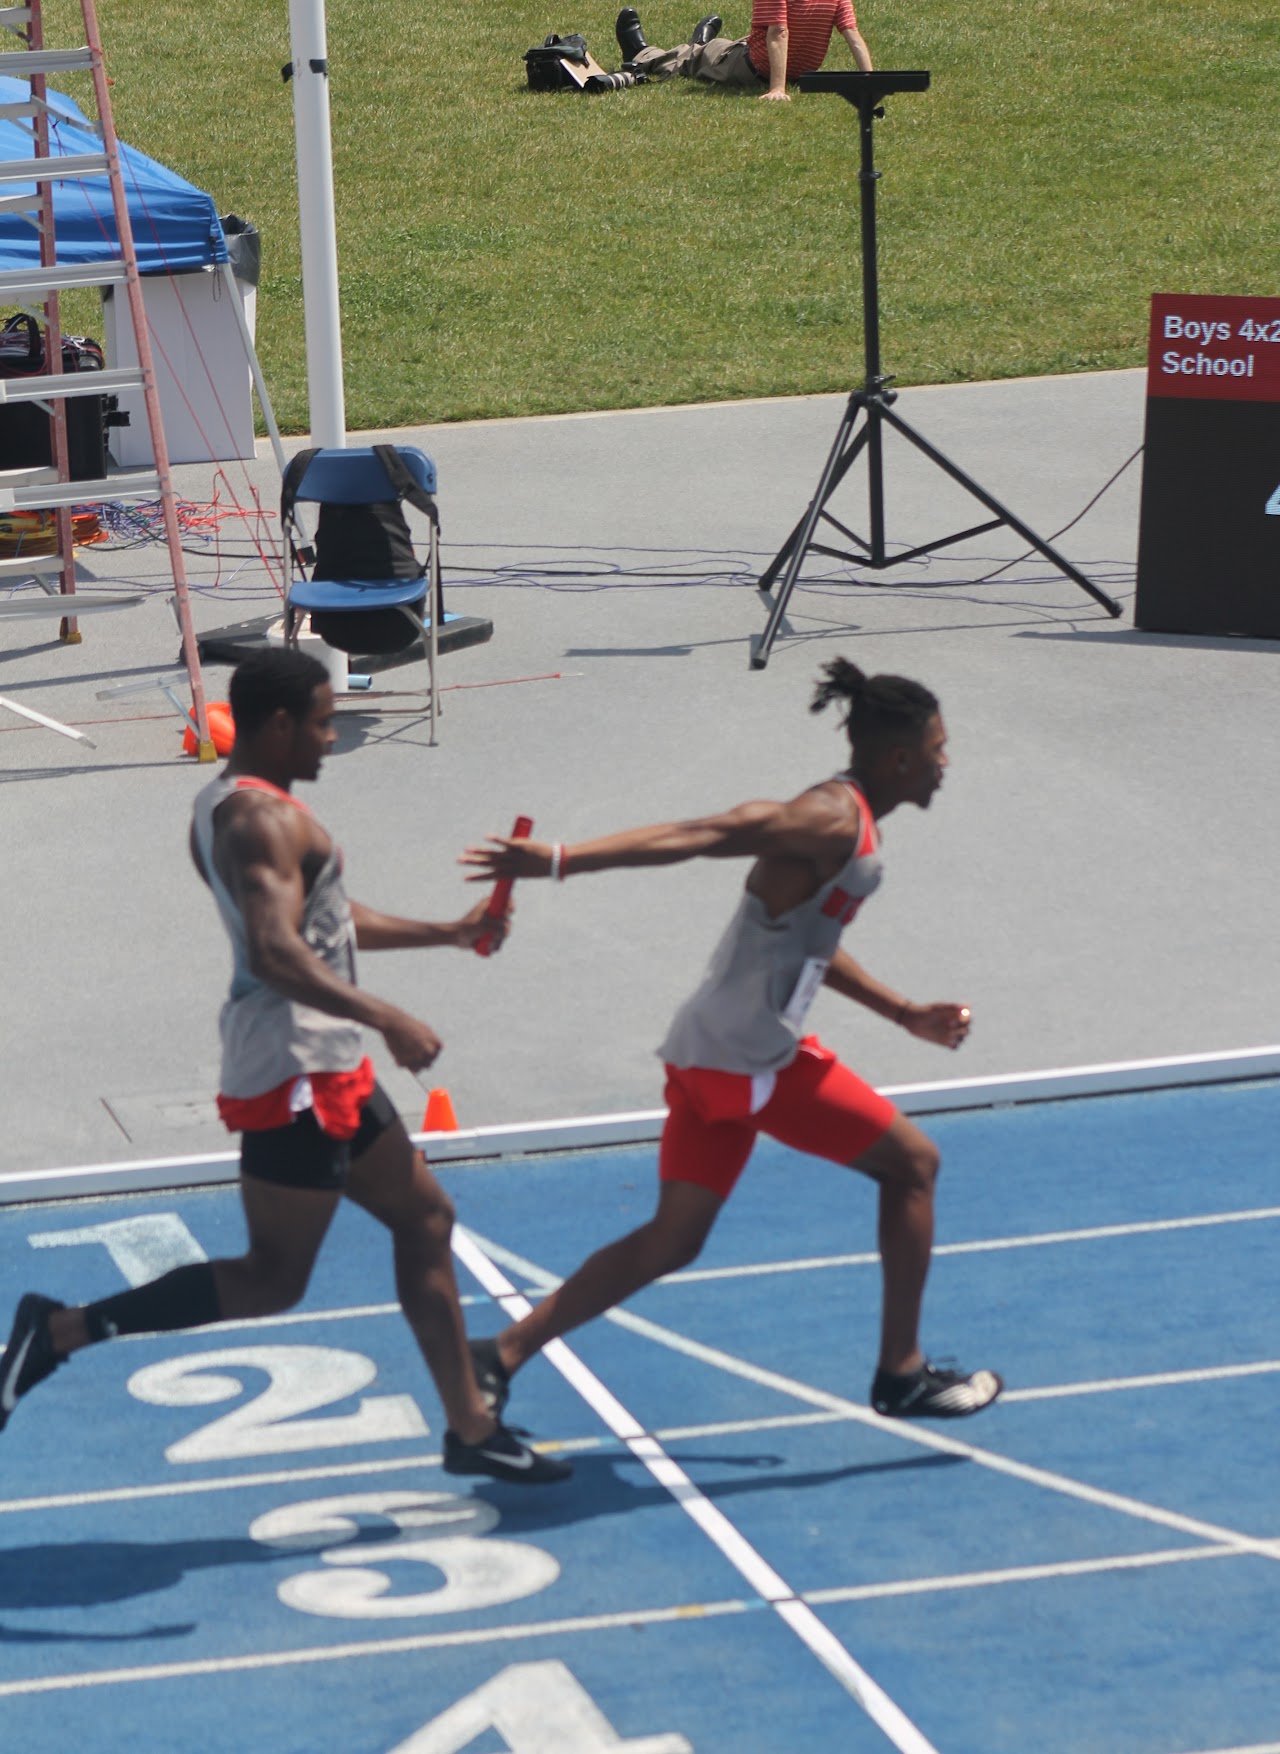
[0,0,215,756]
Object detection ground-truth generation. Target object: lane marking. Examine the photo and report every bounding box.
[0,1599,756,1700]
[0,1540,1257,1701]
[806,1542,1239,1604]
[0,1452,453,1516]
[1179,1745,1280,1754]
[662,1203,1280,1285]
[452,1228,939,1754]
[468,1231,1280,1566]
[1003,1360,1280,1403]
[2,1349,1270,1520]
[1178,1746,1280,1754]
[1,1365,1271,1520]
[0,1411,848,1518]
[75,1297,483,1345]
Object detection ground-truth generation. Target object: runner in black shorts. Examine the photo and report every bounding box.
[0,649,570,1486]
[238,1081,400,1191]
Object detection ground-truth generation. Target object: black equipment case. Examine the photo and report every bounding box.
[0,314,113,479]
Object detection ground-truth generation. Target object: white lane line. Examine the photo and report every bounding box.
[1179,1744,1280,1754]
[806,1542,1240,1604]
[1002,1360,1280,1403]
[95,1297,485,1344]
[1177,1746,1280,1754]
[0,1542,1257,1703]
[107,1280,1280,1411]
[662,1203,1280,1285]
[0,1410,850,1519]
[0,1598,755,1700]
[452,1228,939,1754]
[468,1231,1280,1566]
[0,1359,1262,1522]
[0,1452,449,1517]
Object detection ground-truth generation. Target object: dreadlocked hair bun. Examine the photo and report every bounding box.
[810,656,867,719]
[810,657,939,745]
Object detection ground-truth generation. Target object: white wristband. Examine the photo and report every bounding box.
[549,843,564,882]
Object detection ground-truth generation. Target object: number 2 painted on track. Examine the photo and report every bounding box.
[384,1659,693,1753]
[127,1345,428,1462]
[1266,483,1280,515]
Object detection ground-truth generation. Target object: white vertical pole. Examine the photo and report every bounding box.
[287,0,346,448]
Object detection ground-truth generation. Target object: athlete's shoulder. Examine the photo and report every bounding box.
[794,775,862,829]
[213,778,325,863]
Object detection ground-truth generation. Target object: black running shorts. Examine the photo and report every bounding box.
[240,1082,400,1191]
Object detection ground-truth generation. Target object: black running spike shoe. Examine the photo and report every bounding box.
[468,1336,511,1418]
[0,1294,66,1432]
[443,1421,572,1485]
[870,1359,1003,1420]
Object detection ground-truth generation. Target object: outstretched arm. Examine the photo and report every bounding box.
[462,786,860,883]
[823,947,971,1048]
[349,896,506,954]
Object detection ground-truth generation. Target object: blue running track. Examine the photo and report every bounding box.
[1,1077,1278,1754]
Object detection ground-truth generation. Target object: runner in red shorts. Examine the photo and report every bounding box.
[462,656,1002,1421]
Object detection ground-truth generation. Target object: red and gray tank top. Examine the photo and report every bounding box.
[657,778,883,1076]
[191,774,364,1098]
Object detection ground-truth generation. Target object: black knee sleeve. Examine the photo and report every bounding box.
[83,1261,222,1343]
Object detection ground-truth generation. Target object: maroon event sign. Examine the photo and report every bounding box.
[1148,292,1280,403]
[1135,292,1280,636]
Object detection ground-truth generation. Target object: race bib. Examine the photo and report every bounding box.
[781,956,828,1031]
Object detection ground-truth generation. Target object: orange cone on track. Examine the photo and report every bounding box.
[422,1088,459,1132]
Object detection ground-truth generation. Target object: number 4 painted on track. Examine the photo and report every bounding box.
[1266,483,1280,515]
[386,1660,693,1754]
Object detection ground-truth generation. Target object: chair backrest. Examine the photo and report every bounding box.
[291,445,437,505]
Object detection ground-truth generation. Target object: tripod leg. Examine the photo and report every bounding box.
[878,404,1123,617]
[753,394,870,668]
[757,419,872,593]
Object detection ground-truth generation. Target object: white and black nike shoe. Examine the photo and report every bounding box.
[871,1360,1003,1420]
[443,1421,572,1485]
[0,1293,66,1433]
[468,1336,511,1418]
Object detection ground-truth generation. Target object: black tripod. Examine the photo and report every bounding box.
[751,70,1122,669]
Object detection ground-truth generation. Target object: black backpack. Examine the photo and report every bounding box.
[524,32,591,90]
[280,445,440,654]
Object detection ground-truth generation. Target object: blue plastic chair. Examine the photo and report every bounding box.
[282,445,444,740]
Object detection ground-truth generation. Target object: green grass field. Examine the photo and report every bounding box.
[35,0,1280,431]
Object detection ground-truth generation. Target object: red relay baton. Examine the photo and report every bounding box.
[474,816,533,956]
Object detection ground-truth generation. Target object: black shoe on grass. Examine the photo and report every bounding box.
[0,1294,66,1432]
[691,13,722,46]
[468,1336,511,1418]
[871,1359,1003,1420]
[443,1421,572,1485]
[616,6,648,61]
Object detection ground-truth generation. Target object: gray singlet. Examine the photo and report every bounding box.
[657,779,883,1077]
[191,774,364,1098]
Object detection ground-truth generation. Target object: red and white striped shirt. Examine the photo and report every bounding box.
[746,0,858,79]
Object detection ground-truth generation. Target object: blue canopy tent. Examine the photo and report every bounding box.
[0,76,228,273]
[0,76,282,470]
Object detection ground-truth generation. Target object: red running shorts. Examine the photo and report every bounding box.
[659,1035,897,1200]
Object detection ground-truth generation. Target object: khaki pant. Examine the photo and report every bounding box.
[632,35,763,86]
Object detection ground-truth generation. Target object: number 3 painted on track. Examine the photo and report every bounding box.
[248,1491,560,1619]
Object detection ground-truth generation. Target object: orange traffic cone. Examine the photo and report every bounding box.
[422,1087,459,1132]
